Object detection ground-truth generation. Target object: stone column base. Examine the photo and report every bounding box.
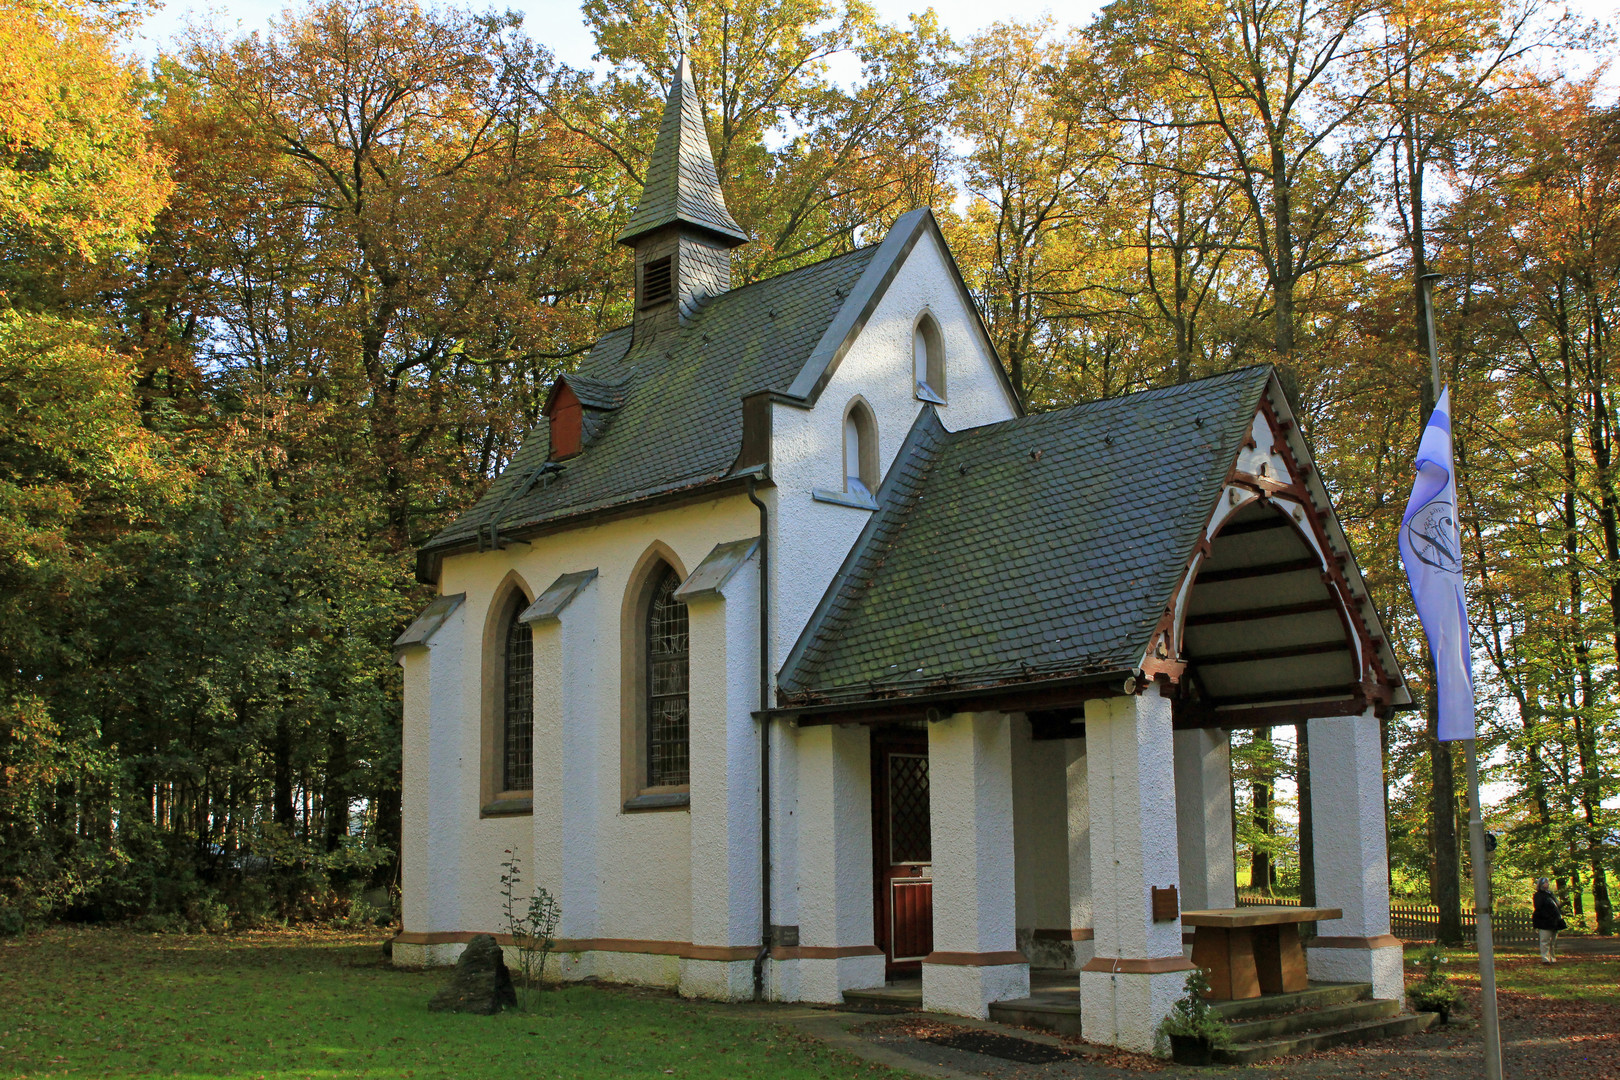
[679,956,757,1001]
[922,954,1031,1018]
[1307,936,1404,1000]
[1079,961,1198,1055]
[768,950,886,1003]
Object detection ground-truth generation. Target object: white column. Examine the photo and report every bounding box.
[395,598,467,968]
[779,724,885,1002]
[1066,737,1095,969]
[1173,728,1236,914]
[922,711,1029,1018]
[529,576,602,983]
[680,555,762,1001]
[1306,709,1402,999]
[1080,686,1196,1055]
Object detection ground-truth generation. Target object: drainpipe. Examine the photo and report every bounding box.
[747,475,772,1001]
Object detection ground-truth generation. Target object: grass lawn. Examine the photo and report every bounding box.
[0,927,915,1080]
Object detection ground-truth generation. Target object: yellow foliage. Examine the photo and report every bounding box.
[0,0,171,258]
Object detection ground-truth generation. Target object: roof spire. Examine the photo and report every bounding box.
[617,55,749,249]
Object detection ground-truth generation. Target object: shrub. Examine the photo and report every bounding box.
[1408,944,1458,1020]
[1158,968,1232,1049]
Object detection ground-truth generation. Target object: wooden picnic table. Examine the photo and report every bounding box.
[1182,905,1342,1000]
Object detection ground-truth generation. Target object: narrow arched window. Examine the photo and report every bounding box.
[646,566,690,787]
[503,603,533,792]
[914,314,945,403]
[844,400,878,499]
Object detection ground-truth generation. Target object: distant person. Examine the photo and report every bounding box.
[1532,878,1566,963]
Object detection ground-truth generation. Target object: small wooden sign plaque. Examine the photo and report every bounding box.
[1151,885,1179,922]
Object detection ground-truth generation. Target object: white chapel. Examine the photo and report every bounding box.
[391,56,1414,1054]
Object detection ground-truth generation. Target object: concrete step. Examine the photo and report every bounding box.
[1213,1011,1439,1065]
[987,997,1084,1037]
[1225,997,1399,1043]
[1209,981,1372,1022]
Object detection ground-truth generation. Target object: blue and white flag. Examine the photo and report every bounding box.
[1398,388,1475,741]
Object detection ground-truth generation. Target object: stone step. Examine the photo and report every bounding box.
[1209,981,1372,1022]
[987,997,1084,1037]
[841,985,922,1011]
[1213,1011,1439,1065]
[1225,997,1398,1043]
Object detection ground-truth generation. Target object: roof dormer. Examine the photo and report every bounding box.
[543,373,629,460]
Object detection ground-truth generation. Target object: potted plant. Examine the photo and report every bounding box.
[1158,969,1232,1066]
[1407,944,1459,1023]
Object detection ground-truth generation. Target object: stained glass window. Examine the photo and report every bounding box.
[503,603,533,792]
[646,566,690,787]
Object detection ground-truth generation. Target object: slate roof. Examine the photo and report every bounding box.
[777,366,1275,704]
[419,244,881,568]
[617,55,748,248]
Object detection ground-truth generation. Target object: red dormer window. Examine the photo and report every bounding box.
[546,380,583,460]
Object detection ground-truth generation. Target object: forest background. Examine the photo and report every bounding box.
[1,0,1615,942]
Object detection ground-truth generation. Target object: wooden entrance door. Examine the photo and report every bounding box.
[872,731,932,976]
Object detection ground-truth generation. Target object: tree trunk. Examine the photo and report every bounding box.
[1252,728,1274,891]
[1427,668,1463,944]
[272,714,295,829]
[323,729,349,853]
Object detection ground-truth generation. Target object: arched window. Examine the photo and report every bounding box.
[502,602,534,792]
[914,313,945,403]
[844,400,878,499]
[645,565,690,788]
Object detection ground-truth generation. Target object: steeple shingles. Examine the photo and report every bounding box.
[617,55,748,248]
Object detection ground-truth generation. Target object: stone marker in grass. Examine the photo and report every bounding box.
[428,934,517,1014]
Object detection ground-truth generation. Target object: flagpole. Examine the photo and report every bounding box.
[1420,273,1503,1080]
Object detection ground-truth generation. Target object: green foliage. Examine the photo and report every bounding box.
[1408,944,1460,1017]
[500,849,562,1006]
[1156,969,1232,1048]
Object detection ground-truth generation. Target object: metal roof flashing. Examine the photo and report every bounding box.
[393,593,465,652]
[674,537,760,601]
[520,569,599,625]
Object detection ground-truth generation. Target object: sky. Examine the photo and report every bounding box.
[134,0,1082,64]
[131,0,1617,88]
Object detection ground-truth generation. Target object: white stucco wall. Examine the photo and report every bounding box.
[401,494,760,971]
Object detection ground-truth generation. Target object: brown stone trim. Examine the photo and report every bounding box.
[1032,928,1094,941]
[1081,955,1199,974]
[1308,934,1402,950]
[922,950,1028,967]
[393,932,752,961]
[770,945,886,961]
[395,931,517,946]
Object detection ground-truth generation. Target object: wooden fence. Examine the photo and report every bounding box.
[1390,903,1539,946]
[1236,893,1539,945]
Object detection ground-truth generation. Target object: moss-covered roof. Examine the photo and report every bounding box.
[777,366,1275,703]
[421,244,880,566]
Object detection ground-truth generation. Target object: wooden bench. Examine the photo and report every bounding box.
[1182,906,1342,1000]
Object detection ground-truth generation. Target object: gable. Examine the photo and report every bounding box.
[782,208,1021,416]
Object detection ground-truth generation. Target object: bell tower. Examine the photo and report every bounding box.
[618,55,749,337]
